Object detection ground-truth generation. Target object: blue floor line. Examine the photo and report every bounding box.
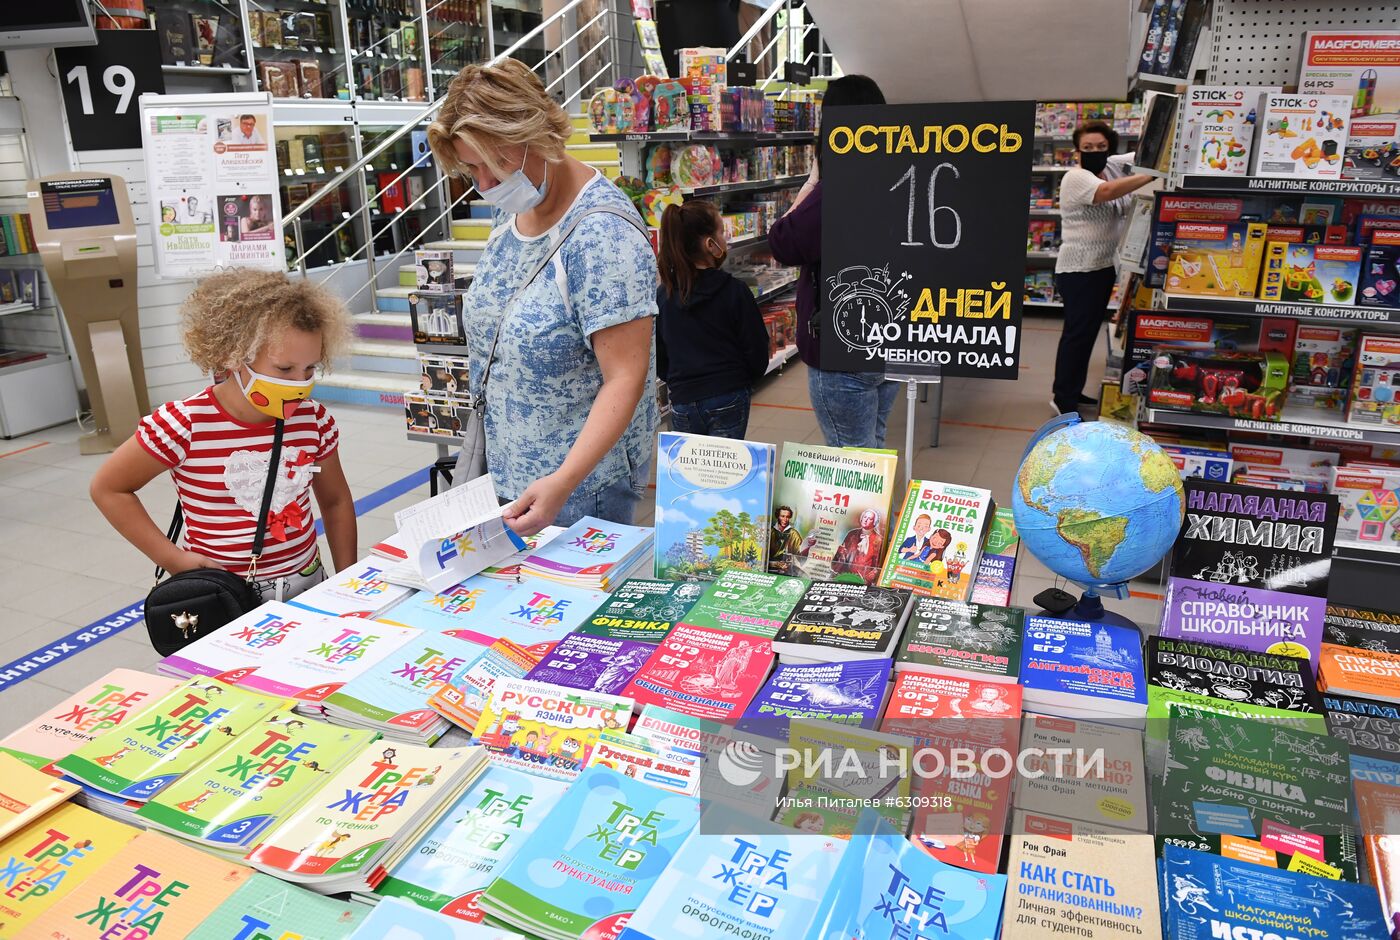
[0,465,432,691]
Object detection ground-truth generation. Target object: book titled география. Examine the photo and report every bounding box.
[1160,479,1338,663]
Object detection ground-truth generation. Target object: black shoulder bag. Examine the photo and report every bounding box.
[144,419,285,656]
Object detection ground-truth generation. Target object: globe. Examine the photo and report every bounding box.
[1012,420,1184,592]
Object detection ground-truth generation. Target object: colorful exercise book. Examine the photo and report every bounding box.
[735,658,891,741]
[245,743,488,894]
[633,704,783,819]
[1160,479,1338,663]
[428,639,545,734]
[375,763,569,922]
[322,632,483,741]
[804,808,1008,940]
[878,672,1023,875]
[1013,714,1149,831]
[0,803,139,935]
[583,733,703,795]
[878,480,996,601]
[653,432,776,580]
[576,577,705,643]
[968,507,1020,607]
[476,765,704,940]
[286,557,415,618]
[185,872,370,939]
[1145,636,1326,773]
[520,515,654,590]
[893,597,1025,682]
[1159,844,1387,940]
[778,720,914,837]
[55,679,290,801]
[767,441,899,583]
[26,830,253,938]
[389,577,606,648]
[1319,642,1400,704]
[1155,705,1358,880]
[158,601,421,706]
[479,525,565,581]
[472,678,633,781]
[0,669,180,771]
[623,622,775,724]
[680,568,809,638]
[617,808,849,940]
[351,895,524,938]
[382,576,522,635]
[522,632,654,696]
[771,581,911,663]
[0,753,78,840]
[1003,810,1161,940]
[137,715,375,849]
[1019,616,1148,727]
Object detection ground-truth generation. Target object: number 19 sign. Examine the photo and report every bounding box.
[819,101,1035,378]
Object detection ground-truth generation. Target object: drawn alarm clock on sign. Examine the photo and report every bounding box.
[826,264,912,353]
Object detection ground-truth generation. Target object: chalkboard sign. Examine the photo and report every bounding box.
[819,102,1035,378]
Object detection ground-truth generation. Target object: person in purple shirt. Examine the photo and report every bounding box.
[768,74,897,448]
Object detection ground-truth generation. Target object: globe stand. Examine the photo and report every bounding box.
[1066,587,1141,631]
[1033,583,1141,630]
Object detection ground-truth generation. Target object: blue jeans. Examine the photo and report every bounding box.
[556,456,651,527]
[808,368,900,448]
[669,388,751,439]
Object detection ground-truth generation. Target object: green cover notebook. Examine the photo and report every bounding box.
[138,713,376,848]
[576,578,705,642]
[56,679,291,801]
[185,872,369,939]
[681,569,809,638]
[1155,705,1358,880]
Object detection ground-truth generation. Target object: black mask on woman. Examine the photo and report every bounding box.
[1079,150,1110,174]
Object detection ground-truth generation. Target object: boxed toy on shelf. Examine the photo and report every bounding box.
[1288,325,1358,412]
[1330,464,1400,551]
[1252,93,1352,179]
[1257,242,1364,305]
[1165,221,1267,297]
[1148,347,1289,420]
[1360,232,1400,308]
[409,292,464,346]
[1349,333,1400,428]
[1178,85,1277,177]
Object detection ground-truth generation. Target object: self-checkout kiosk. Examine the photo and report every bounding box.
[28,173,148,454]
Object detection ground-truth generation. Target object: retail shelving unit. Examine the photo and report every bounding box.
[1112,0,1400,605]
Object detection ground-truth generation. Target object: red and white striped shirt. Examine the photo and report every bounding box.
[137,387,339,578]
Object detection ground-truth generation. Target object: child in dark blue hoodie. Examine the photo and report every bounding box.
[656,201,771,438]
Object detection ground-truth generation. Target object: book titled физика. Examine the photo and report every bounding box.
[1160,479,1337,663]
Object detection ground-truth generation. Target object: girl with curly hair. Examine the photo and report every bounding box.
[90,269,356,601]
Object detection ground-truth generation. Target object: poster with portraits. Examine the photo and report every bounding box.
[140,92,283,278]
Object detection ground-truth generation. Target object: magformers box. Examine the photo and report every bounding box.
[1297,30,1400,117]
[1349,333,1400,428]
[1166,221,1268,297]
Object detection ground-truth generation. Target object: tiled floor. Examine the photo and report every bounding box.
[0,311,1165,736]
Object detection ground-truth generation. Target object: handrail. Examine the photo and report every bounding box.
[726,0,787,62]
[282,0,592,231]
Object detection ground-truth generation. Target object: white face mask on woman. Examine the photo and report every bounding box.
[478,143,549,214]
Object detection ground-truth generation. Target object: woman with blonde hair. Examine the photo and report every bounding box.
[90,270,357,601]
[427,59,657,535]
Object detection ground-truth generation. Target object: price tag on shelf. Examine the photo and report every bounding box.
[819,101,1035,380]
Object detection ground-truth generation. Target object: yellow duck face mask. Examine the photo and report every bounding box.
[236,367,314,419]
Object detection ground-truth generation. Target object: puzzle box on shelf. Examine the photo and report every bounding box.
[1252,93,1353,179]
[1165,221,1267,298]
[1348,333,1400,428]
[1258,242,1363,305]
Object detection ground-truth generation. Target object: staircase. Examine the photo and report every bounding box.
[316,113,622,408]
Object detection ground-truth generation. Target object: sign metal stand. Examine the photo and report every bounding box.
[886,362,943,491]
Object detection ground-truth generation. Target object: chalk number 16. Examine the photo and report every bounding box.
[64,64,137,116]
[891,162,962,249]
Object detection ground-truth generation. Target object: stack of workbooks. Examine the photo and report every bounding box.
[158,602,421,714]
[136,714,375,855]
[54,679,290,823]
[680,568,809,639]
[576,577,704,643]
[286,556,414,618]
[385,576,606,649]
[476,765,703,939]
[427,639,547,733]
[472,677,634,780]
[519,515,655,591]
[372,763,569,920]
[893,596,1025,683]
[479,524,565,581]
[770,580,911,664]
[245,743,488,894]
[321,631,485,743]
[1018,615,1148,728]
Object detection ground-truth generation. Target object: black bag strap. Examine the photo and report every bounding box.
[155,419,286,583]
